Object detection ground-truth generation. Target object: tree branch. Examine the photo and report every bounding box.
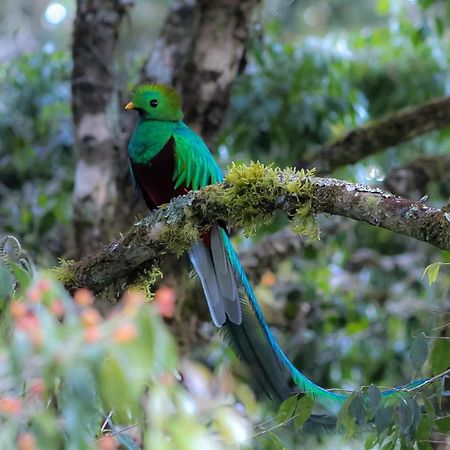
[240,227,303,283]
[312,176,449,247]
[383,154,450,198]
[302,96,450,175]
[60,165,450,294]
[239,218,343,283]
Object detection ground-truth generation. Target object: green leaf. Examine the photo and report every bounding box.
[99,355,140,423]
[435,17,444,36]
[411,398,422,434]
[0,262,14,301]
[262,432,288,450]
[364,431,378,450]
[430,338,450,375]
[436,417,450,434]
[381,435,398,450]
[422,395,435,420]
[422,262,442,286]
[9,261,31,292]
[376,0,390,15]
[397,399,415,435]
[337,395,357,438]
[294,396,314,430]
[417,439,433,450]
[349,391,365,425]
[418,0,434,9]
[31,411,64,448]
[278,395,298,423]
[375,405,394,434]
[367,384,382,413]
[410,333,428,371]
[416,397,435,450]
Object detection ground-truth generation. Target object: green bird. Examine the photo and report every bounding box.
[125,84,426,415]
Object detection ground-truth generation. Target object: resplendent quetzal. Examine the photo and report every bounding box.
[125,84,425,412]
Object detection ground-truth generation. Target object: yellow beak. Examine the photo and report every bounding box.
[125,101,135,110]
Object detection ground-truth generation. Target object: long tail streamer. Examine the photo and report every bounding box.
[189,226,427,415]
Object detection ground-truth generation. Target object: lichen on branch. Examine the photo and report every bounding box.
[145,162,319,256]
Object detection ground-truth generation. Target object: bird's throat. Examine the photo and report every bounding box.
[128,119,179,164]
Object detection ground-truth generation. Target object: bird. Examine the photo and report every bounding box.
[125,83,425,415]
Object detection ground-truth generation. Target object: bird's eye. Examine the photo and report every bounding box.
[149,99,158,108]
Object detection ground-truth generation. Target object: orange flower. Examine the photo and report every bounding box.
[112,323,138,343]
[17,433,37,450]
[0,397,22,415]
[97,435,119,450]
[84,326,101,343]
[50,299,65,317]
[36,279,50,293]
[10,301,27,319]
[15,313,43,347]
[260,271,276,287]
[27,288,42,303]
[74,288,94,306]
[81,308,102,327]
[15,312,38,331]
[154,286,176,318]
[159,372,174,386]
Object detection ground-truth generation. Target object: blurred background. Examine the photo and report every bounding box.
[0,0,449,448]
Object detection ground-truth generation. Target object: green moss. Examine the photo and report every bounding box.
[53,259,76,285]
[158,220,201,256]
[220,162,319,239]
[292,200,320,240]
[129,264,163,298]
[148,191,200,256]
[362,195,380,212]
[143,162,320,255]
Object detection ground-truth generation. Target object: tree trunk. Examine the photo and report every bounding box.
[71,0,131,258]
[71,0,260,259]
[142,0,260,147]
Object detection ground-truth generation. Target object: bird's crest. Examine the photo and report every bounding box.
[132,83,181,108]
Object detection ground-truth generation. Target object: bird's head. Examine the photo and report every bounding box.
[125,84,183,121]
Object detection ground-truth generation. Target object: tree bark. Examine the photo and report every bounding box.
[301,96,450,175]
[142,0,260,147]
[71,0,131,258]
[60,170,450,294]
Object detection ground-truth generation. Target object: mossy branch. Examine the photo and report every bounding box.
[58,163,450,294]
[302,96,450,175]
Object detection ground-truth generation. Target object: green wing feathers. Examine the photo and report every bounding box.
[172,123,223,190]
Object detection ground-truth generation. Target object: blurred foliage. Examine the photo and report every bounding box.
[222,2,449,165]
[1,0,450,448]
[0,238,448,449]
[0,253,260,449]
[0,239,348,449]
[0,50,73,261]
